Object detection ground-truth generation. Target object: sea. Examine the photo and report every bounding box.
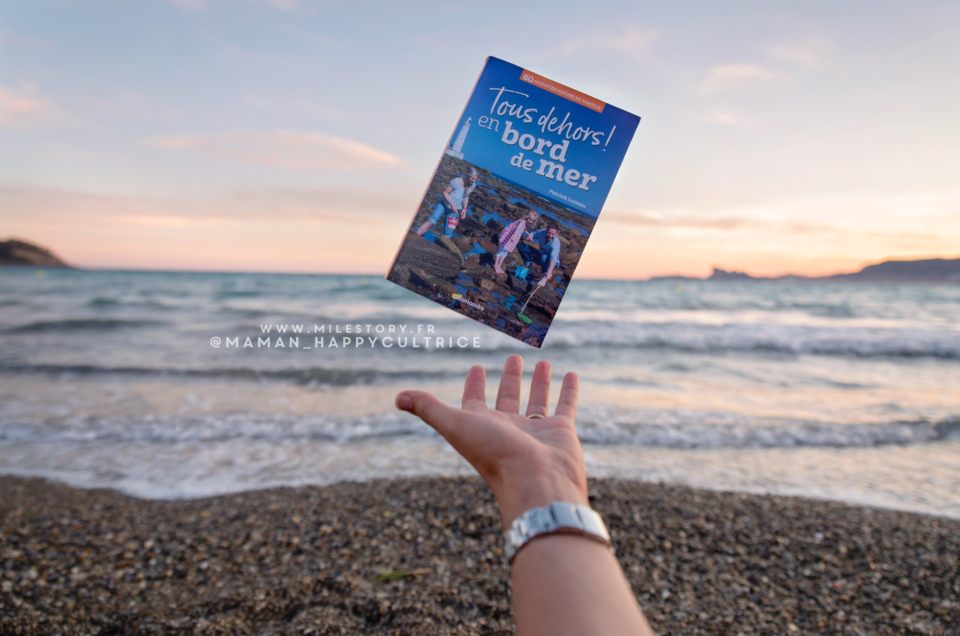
[1,268,958,519]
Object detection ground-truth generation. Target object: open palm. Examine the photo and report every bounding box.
[396,355,588,526]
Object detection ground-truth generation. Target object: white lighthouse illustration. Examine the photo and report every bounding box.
[444,117,471,159]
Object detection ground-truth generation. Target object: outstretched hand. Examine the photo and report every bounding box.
[396,355,587,528]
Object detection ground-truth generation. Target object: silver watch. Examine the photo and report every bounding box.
[504,502,612,564]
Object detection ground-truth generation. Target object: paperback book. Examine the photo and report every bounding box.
[386,57,640,347]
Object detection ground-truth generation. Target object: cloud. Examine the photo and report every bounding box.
[0,184,414,227]
[5,185,959,277]
[244,95,347,122]
[165,0,206,9]
[0,82,82,129]
[700,110,750,127]
[0,83,48,129]
[143,131,403,170]
[255,0,302,9]
[535,25,659,63]
[90,89,184,123]
[146,135,198,149]
[700,64,777,94]
[605,212,747,230]
[0,183,417,272]
[243,94,345,121]
[0,30,51,50]
[766,40,830,68]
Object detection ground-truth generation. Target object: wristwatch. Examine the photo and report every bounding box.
[504,502,612,565]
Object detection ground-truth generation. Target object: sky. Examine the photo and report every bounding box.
[1,0,958,278]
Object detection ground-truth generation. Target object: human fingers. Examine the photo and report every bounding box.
[554,371,580,421]
[396,390,465,439]
[525,360,552,417]
[461,365,487,411]
[495,355,524,413]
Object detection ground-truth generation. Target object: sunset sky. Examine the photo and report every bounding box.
[2,0,958,278]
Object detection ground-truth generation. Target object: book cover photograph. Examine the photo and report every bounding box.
[387,57,640,347]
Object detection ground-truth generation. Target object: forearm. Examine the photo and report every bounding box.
[511,535,653,636]
[495,467,652,636]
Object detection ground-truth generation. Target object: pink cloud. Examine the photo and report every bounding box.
[0,184,414,272]
[0,83,47,128]
[700,64,778,94]
[143,130,403,170]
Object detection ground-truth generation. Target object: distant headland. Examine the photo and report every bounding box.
[653,258,960,284]
[0,238,71,268]
[2,236,957,282]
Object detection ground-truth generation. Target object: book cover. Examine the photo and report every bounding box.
[386,57,640,347]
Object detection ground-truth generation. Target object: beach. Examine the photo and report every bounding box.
[2,474,958,635]
[2,270,960,633]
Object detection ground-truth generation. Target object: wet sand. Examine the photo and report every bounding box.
[1,475,957,635]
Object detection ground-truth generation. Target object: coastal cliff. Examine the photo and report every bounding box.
[0,239,70,267]
[654,258,960,283]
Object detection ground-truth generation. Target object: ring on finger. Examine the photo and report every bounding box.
[528,413,546,419]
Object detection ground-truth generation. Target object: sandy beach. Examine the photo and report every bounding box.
[1,475,957,635]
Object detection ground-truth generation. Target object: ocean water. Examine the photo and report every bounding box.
[1,268,958,518]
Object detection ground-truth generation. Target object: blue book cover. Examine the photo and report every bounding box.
[387,56,640,348]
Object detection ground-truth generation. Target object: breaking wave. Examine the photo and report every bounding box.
[575,405,960,448]
[2,319,166,334]
[3,407,957,450]
[525,321,960,359]
[0,362,451,386]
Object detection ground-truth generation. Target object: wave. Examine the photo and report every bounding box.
[575,405,960,448]
[521,321,960,359]
[1,319,167,334]
[0,362,452,386]
[86,297,176,311]
[2,406,957,450]
[0,411,429,445]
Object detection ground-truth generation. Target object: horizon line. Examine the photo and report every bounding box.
[4,253,959,282]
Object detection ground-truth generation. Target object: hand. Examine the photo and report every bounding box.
[395,356,587,528]
[538,276,548,287]
[460,208,467,218]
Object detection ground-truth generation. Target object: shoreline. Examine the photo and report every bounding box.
[1,475,958,635]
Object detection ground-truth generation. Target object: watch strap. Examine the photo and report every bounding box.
[504,502,611,564]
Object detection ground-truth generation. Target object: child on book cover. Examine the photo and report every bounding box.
[494,210,538,274]
[415,168,478,238]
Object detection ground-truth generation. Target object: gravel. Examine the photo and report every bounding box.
[1,475,958,635]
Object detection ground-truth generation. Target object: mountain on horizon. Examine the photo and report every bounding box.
[0,238,71,268]
[653,257,960,284]
[3,237,957,282]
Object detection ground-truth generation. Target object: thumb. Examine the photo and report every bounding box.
[396,390,462,438]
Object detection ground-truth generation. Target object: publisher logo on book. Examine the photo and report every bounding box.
[452,293,485,311]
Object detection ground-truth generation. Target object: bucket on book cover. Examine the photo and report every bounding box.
[446,213,460,232]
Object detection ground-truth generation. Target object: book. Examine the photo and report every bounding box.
[386,56,640,348]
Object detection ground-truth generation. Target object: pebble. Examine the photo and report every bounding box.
[1,475,958,635]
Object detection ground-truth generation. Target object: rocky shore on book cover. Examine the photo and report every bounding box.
[386,56,640,348]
